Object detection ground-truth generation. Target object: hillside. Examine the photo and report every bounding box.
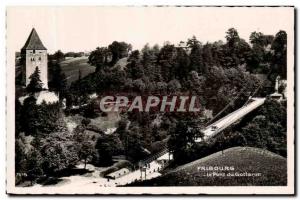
[60,56,95,85]
[130,147,287,186]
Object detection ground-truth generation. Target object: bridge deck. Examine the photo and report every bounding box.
[196,97,265,142]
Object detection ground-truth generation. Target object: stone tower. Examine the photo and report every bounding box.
[21,28,48,89]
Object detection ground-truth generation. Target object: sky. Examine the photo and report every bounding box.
[7,6,294,54]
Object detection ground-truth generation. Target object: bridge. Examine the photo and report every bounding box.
[107,97,266,186]
[196,97,266,142]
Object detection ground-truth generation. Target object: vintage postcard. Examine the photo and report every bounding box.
[6,6,294,195]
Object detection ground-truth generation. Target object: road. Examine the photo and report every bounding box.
[109,152,173,186]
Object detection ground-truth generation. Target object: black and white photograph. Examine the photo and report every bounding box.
[6,6,294,195]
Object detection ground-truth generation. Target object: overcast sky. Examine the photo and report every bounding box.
[7,6,293,53]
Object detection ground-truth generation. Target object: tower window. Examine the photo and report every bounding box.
[33,50,35,53]
[39,57,41,61]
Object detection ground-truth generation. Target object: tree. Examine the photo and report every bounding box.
[187,35,200,48]
[128,49,140,61]
[168,121,199,164]
[174,47,191,80]
[202,43,214,68]
[40,132,79,174]
[79,141,94,169]
[15,133,44,184]
[126,50,144,79]
[258,99,286,127]
[140,44,161,82]
[15,99,23,136]
[15,133,27,173]
[21,97,61,136]
[26,67,43,94]
[88,47,111,71]
[167,79,182,93]
[108,41,132,65]
[155,81,167,94]
[78,69,82,81]
[95,134,124,166]
[26,149,43,185]
[52,50,65,63]
[21,96,39,135]
[222,28,251,68]
[225,28,240,47]
[72,121,95,169]
[48,63,67,99]
[132,78,146,93]
[141,44,158,65]
[125,127,149,161]
[239,99,287,157]
[246,32,274,74]
[186,71,206,95]
[271,30,287,79]
[188,37,205,74]
[158,44,177,81]
[250,32,274,47]
[226,132,247,147]
[211,40,224,67]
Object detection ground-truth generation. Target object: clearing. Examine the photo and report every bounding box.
[60,56,95,85]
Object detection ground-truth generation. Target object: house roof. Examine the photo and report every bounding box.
[21,28,47,50]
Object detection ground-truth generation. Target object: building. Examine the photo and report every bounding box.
[18,28,59,105]
[270,76,286,102]
[21,28,48,89]
[105,168,130,180]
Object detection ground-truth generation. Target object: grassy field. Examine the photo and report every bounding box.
[60,56,95,85]
[131,147,287,186]
[65,113,120,134]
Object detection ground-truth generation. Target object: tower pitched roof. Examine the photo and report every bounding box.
[21,28,47,50]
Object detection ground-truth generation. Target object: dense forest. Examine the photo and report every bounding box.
[67,29,286,111]
[15,28,287,185]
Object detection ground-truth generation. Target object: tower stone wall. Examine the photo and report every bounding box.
[21,28,48,89]
[23,49,48,88]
